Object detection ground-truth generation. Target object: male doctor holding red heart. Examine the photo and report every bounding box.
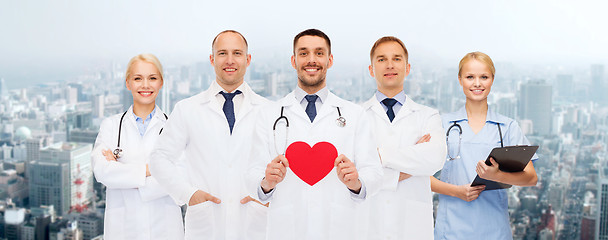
[247,29,383,240]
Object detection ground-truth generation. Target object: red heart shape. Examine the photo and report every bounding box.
[285,141,338,186]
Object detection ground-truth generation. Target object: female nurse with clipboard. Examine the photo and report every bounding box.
[431,51,538,240]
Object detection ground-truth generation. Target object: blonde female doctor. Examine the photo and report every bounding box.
[92,54,184,239]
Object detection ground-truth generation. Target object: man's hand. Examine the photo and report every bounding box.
[335,154,362,193]
[399,172,412,181]
[398,134,431,182]
[102,149,117,161]
[416,134,431,144]
[145,164,151,177]
[261,155,289,193]
[240,196,270,207]
[476,157,500,181]
[188,190,221,206]
[455,184,485,202]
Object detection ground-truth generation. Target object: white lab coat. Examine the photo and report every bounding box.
[150,82,269,240]
[247,91,383,240]
[358,96,446,240]
[92,106,184,240]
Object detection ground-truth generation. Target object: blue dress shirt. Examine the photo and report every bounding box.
[374,90,406,116]
[132,107,156,137]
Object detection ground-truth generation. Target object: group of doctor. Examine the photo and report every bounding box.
[92,28,538,240]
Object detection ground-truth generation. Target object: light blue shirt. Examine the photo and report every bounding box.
[132,107,156,137]
[434,106,538,240]
[294,85,328,113]
[374,90,405,116]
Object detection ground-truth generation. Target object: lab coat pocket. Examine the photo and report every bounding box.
[329,202,357,240]
[244,202,268,240]
[267,204,295,240]
[185,201,216,239]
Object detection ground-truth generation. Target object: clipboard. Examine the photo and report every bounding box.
[471,145,538,190]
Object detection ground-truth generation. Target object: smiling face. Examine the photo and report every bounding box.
[458,59,494,103]
[292,35,333,93]
[369,41,410,96]
[210,31,251,91]
[126,60,163,107]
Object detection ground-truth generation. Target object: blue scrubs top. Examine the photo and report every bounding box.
[434,106,538,240]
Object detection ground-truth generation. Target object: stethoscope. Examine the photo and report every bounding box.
[272,106,346,155]
[445,121,503,161]
[113,111,168,159]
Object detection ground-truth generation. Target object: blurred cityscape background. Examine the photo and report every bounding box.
[1,0,607,239]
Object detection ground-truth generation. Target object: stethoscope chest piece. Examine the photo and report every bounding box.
[336,116,346,127]
[335,107,346,127]
[113,148,122,159]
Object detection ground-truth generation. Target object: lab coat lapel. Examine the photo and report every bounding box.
[143,106,166,137]
[314,92,343,123]
[363,96,391,124]
[235,82,258,123]
[280,91,310,123]
[125,106,140,136]
[199,85,227,119]
[392,96,418,124]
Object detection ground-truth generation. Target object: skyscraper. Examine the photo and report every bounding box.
[29,160,71,215]
[92,95,104,118]
[0,78,7,100]
[121,88,133,112]
[29,142,93,216]
[591,64,605,104]
[597,166,608,240]
[555,74,574,100]
[519,80,553,136]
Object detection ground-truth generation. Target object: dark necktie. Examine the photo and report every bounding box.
[220,90,242,134]
[305,94,319,122]
[382,98,398,122]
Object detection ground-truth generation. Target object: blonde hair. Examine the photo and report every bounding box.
[125,54,164,80]
[458,51,495,77]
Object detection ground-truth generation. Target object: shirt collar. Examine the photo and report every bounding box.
[374,90,406,106]
[294,85,329,104]
[448,105,508,124]
[131,106,156,122]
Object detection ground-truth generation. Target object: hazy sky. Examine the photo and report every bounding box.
[1,0,607,89]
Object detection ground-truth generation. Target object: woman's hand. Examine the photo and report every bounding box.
[455,184,485,202]
[476,157,500,181]
[102,149,117,161]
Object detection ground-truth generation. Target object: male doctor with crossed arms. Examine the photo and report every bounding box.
[247,29,382,240]
[360,36,446,239]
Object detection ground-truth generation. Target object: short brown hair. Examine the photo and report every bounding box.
[212,30,248,52]
[293,29,331,54]
[370,36,408,62]
[458,51,495,77]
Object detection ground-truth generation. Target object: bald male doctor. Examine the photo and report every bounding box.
[150,30,269,240]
